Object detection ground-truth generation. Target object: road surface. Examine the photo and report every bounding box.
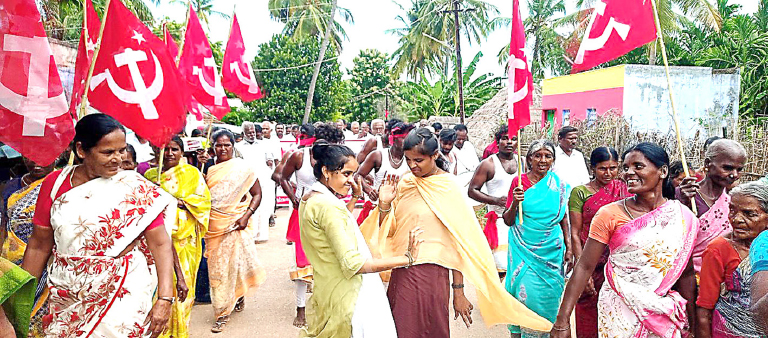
[188,208,514,337]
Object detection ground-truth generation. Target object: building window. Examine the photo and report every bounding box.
[562,109,571,126]
[587,108,597,126]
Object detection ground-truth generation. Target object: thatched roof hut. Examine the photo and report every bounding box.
[466,86,541,156]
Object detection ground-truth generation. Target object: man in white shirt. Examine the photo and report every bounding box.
[235,122,272,243]
[552,126,590,187]
[261,121,281,228]
[451,124,481,207]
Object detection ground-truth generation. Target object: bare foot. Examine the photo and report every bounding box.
[293,307,306,328]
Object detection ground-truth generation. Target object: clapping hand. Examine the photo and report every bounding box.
[378,174,400,205]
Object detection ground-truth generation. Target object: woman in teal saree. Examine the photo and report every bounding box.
[503,139,572,337]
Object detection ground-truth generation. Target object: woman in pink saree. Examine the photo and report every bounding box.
[22,114,176,338]
[551,142,698,338]
[676,139,746,274]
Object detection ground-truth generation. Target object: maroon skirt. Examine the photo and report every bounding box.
[387,264,451,338]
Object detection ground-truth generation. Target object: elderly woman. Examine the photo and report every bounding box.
[567,147,629,338]
[502,139,572,337]
[205,129,266,333]
[750,220,768,335]
[677,139,747,273]
[0,157,55,336]
[362,128,551,338]
[696,181,768,338]
[299,142,424,337]
[22,114,176,338]
[145,136,211,338]
[551,142,698,338]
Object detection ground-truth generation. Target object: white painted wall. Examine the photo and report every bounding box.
[622,65,740,138]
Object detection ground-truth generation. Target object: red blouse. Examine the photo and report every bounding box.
[696,236,742,309]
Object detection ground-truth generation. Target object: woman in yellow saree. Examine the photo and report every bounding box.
[205,129,266,333]
[145,136,211,338]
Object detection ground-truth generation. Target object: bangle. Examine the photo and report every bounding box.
[451,283,464,289]
[247,207,256,213]
[404,251,414,267]
[158,296,175,304]
[552,325,570,331]
[352,194,363,200]
[379,205,392,213]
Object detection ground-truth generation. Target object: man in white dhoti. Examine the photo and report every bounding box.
[261,121,281,228]
[235,122,272,243]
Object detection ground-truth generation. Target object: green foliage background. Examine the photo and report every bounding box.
[222,35,347,125]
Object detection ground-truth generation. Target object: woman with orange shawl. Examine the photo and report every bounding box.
[205,129,266,333]
[361,128,551,337]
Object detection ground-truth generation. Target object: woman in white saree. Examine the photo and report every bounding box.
[299,143,423,338]
[22,114,176,338]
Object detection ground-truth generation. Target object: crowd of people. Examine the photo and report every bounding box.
[1,114,767,338]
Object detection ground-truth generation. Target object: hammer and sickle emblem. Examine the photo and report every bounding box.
[507,51,528,119]
[507,55,528,105]
[193,57,226,105]
[575,0,631,65]
[0,35,68,136]
[229,59,260,94]
[90,48,164,120]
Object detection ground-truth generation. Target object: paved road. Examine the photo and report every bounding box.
[189,208,510,337]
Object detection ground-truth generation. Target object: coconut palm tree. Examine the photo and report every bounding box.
[267,0,354,50]
[389,0,500,79]
[39,0,155,41]
[169,0,230,27]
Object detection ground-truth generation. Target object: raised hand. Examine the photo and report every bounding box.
[378,174,400,206]
[350,176,363,198]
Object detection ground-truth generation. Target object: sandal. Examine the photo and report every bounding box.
[234,297,245,312]
[211,316,229,333]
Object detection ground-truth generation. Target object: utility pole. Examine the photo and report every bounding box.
[303,0,338,124]
[443,0,474,124]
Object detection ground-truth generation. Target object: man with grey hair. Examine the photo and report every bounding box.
[370,119,385,136]
[235,121,272,243]
[360,121,371,138]
[350,121,360,136]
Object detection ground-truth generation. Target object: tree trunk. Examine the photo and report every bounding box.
[302,0,338,124]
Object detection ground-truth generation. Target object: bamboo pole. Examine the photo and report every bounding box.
[516,129,524,225]
[158,2,192,182]
[201,120,214,173]
[649,0,697,215]
[156,148,165,185]
[78,0,112,119]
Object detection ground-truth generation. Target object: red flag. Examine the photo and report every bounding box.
[572,0,657,73]
[88,0,188,147]
[163,22,204,121]
[69,0,100,119]
[507,0,533,136]
[0,0,74,165]
[222,14,263,102]
[179,6,230,118]
[163,23,180,62]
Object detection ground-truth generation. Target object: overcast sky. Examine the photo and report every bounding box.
[151,0,760,80]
